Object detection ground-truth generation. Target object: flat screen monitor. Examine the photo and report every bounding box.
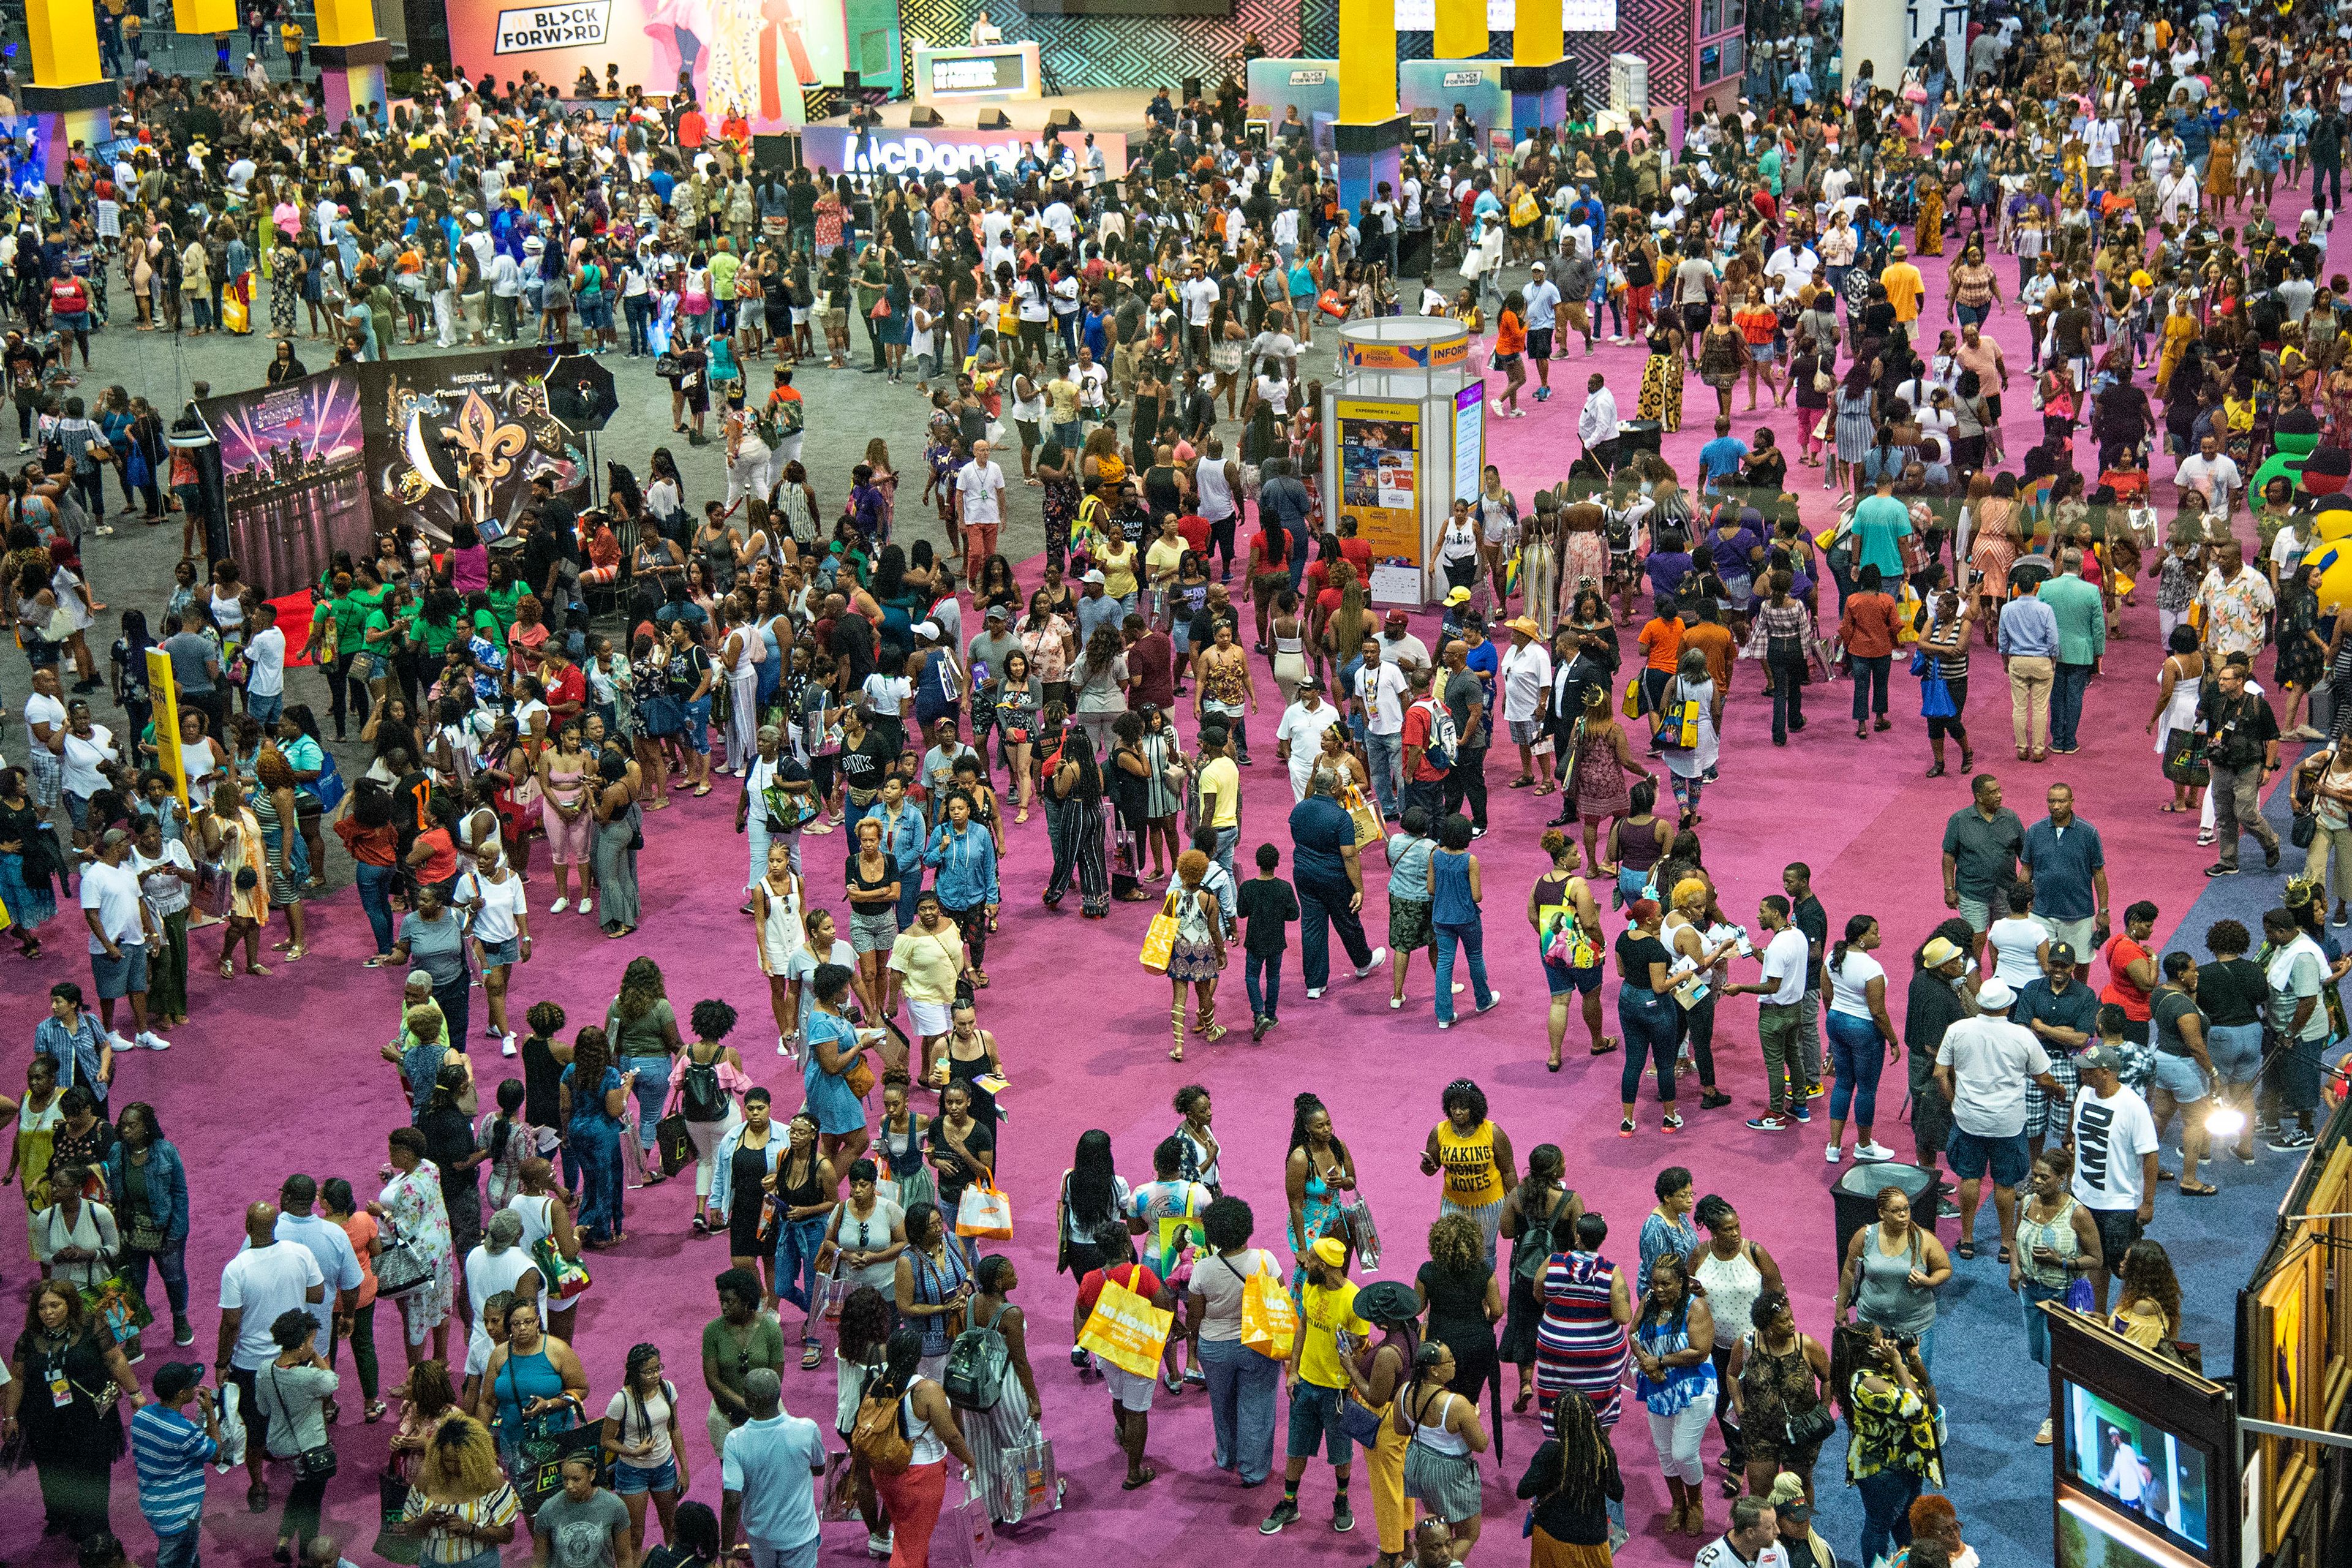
[2059,1378,2214,1558]
[2059,1491,2211,1568]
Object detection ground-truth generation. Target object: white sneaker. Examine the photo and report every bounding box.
[1855,1141,1896,1162]
[1390,997,1403,1009]
[549,897,568,914]
[578,897,595,915]
[866,1535,894,1559]
[107,1031,135,1054]
[1354,947,1388,979]
[1306,986,1326,998]
[1477,991,1503,1014]
[1825,1143,1843,1163]
[778,1033,799,1057]
[486,1022,505,1039]
[137,1030,172,1051]
[502,1033,518,1057]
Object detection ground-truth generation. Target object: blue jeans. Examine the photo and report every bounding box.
[2051,661,2093,750]
[1619,986,1679,1104]
[624,293,652,353]
[2020,1278,2067,1367]
[121,1238,190,1321]
[156,1525,201,1568]
[355,861,399,955]
[625,1054,671,1149]
[1213,826,1238,882]
[1200,1335,1281,1483]
[774,1214,829,1325]
[1856,1466,1922,1568]
[246,690,284,728]
[1849,653,1890,722]
[1433,919,1493,1022]
[1826,1010,1887,1127]
[1246,949,1282,1020]
[1365,729,1403,819]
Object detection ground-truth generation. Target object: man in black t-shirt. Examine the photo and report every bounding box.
[1186,581,1241,658]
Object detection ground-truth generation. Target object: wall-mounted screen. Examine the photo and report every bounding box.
[2060,1380,2214,1558]
[2059,1493,2210,1568]
[1392,0,1617,28]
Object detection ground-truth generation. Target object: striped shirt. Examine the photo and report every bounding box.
[404,1481,521,1564]
[130,1404,216,1535]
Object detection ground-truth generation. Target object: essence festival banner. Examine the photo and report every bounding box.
[449,0,847,132]
[1390,0,1618,28]
[1335,399,1425,601]
[199,370,372,601]
[797,126,1129,180]
[361,345,592,547]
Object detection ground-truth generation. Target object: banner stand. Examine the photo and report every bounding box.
[1321,318,1480,608]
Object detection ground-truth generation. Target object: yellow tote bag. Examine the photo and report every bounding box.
[1139,891,1180,975]
[1238,1253,1298,1362]
[1076,1265,1172,1378]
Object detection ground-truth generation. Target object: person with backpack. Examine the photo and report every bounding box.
[852,1325,977,1566]
[949,1253,1051,1523]
[670,999,751,1236]
[1497,1144,1583,1415]
[1397,663,1456,825]
[1129,1136,1216,1391]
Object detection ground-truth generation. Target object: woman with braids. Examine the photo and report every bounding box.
[862,1324,978,1567]
[599,1341,687,1557]
[559,1027,633,1247]
[1499,1144,1581,1414]
[1284,1093,1360,1291]
[1393,1336,1491,1562]
[963,1252,1047,1521]
[397,1415,521,1562]
[1037,701,1111,916]
[1517,1384,1626,1567]
[1833,1319,1943,1568]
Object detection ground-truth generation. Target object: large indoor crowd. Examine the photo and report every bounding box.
[1,0,2348,1564]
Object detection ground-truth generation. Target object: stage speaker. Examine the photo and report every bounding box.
[909,106,944,127]
[977,108,1012,129]
[1182,77,1203,101]
[1046,107,1080,132]
[1616,418,1664,458]
[751,133,801,173]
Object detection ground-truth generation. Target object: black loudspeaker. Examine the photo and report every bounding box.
[977,108,1012,129]
[1182,75,1203,100]
[1616,419,1664,457]
[1046,107,1080,132]
[751,133,801,173]
[909,106,944,127]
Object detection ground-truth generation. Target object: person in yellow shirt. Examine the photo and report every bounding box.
[1264,1235,1370,1537]
[1194,720,1242,878]
[1881,244,1926,325]
[280,18,304,73]
[1420,1078,1518,1268]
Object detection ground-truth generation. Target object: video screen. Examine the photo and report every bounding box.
[1023,0,1234,14]
[2060,1381,2213,1556]
[2059,1494,2209,1568]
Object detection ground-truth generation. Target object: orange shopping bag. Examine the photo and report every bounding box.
[1076,1265,1172,1378]
[955,1181,1014,1242]
[1238,1252,1297,1362]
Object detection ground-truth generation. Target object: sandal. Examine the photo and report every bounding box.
[1169,1047,1184,1061]
[1957,1239,1977,1260]
[801,1341,823,1370]
[2179,1181,2219,1197]
[1998,1245,2013,1264]
[219,959,235,979]
[364,1400,388,1423]
[1120,1466,1158,1490]
[1591,1036,1620,1055]
[1202,1025,1228,1042]
[246,962,271,976]
[1513,1384,1534,1413]
[971,971,989,989]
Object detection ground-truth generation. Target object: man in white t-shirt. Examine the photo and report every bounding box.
[82,828,168,1052]
[1275,679,1345,802]
[218,1200,326,1502]
[1494,617,1553,786]
[1353,640,1411,823]
[1725,894,1812,1125]
[2068,1044,2160,1312]
[956,440,1009,567]
[2175,434,2242,522]
[1180,259,1219,360]
[243,601,288,726]
[1935,976,2059,1260]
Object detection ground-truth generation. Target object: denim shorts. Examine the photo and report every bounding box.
[2205,1021,2263,1084]
[1544,956,1604,997]
[91,940,150,1000]
[2149,1051,2210,1103]
[614,1455,679,1494]
[682,695,713,755]
[1945,1127,2030,1187]
[478,935,520,968]
[1284,1381,1353,1463]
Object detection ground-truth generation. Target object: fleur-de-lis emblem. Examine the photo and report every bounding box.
[439,391,529,480]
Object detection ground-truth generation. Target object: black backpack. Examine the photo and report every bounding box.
[1513,1192,1561,1286]
[680,1049,728,1122]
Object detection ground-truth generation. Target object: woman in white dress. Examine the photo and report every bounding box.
[719,597,763,774]
[752,841,805,1052]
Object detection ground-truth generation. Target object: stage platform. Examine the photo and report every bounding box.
[808,85,1158,135]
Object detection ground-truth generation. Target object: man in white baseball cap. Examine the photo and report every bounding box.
[1935,974,2062,1264]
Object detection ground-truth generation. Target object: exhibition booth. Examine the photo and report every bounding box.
[1320,317,1484,608]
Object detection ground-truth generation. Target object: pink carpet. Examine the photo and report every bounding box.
[4,180,2338,1566]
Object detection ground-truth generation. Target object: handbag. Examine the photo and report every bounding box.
[956,1181,1014,1242]
[1783,1400,1838,1451]
[654,1106,696,1177]
[2294,809,2320,850]
[1920,675,1958,718]
[1337,1392,1387,1447]
[371,1225,434,1298]
[1139,891,1181,975]
[373,1465,422,1566]
[532,1233,592,1300]
[269,1366,339,1480]
[989,1436,1063,1523]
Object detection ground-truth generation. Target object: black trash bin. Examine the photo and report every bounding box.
[1830,1160,1944,1292]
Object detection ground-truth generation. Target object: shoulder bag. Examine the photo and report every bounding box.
[270,1365,339,1480]
[371,1221,434,1299]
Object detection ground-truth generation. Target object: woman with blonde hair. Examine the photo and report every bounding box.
[399,1414,522,1559]
[203,777,271,978]
[1164,849,1229,1060]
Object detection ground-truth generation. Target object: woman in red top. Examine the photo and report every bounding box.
[334,781,404,963]
[2100,901,2160,1046]
[1732,286,1783,412]
[1493,294,1529,417]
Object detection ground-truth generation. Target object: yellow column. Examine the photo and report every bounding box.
[1513,0,1562,64]
[23,0,112,183]
[1434,0,1485,61]
[1336,0,1408,213]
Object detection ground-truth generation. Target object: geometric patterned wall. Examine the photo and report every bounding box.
[885,0,1688,107]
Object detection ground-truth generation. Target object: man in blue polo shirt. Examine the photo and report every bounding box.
[720,1367,828,1567]
[132,1362,222,1568]
[2020,783,2108,957]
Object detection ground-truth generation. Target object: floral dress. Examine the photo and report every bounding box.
[380,1161,454,1345]
[2277,582,2325,691]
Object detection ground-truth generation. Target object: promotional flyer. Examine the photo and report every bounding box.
[1336,398,1424,602]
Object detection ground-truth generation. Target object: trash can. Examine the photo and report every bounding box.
[1830,1160,1944,1292]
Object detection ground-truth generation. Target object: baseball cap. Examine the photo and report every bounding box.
[2046,941,2078,967]
[1531,259,1547,273]
[2080,1044,2127,1073]
[1777,1496,1813,1525]
[1384,608,1410,627]
[913,619,941,639]
[1444,586,1472,606]
[1082,569,1106,584]
[1973,977,2016,1012]
[153,1363,206,1403]
[984,603,1008,620]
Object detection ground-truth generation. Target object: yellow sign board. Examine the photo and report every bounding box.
[146,648,186,808]
[1335,398,1423,586]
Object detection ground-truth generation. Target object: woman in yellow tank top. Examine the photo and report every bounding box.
[1421,1079,1517,1270]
